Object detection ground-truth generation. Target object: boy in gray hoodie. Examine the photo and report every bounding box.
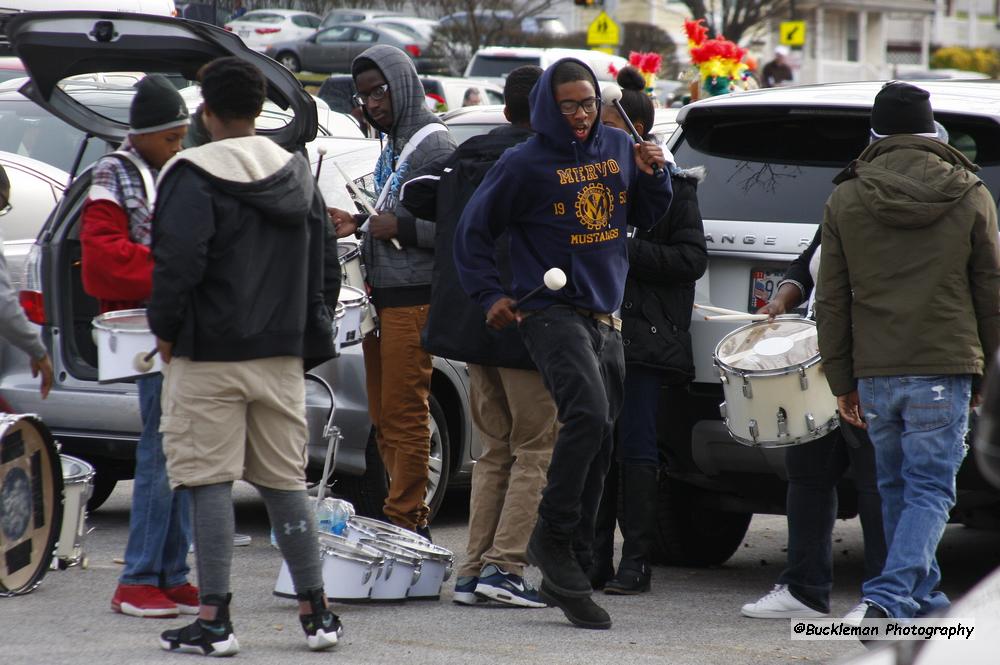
[329,45,456,536]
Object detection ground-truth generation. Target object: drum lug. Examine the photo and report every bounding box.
[361,563,373,586]
[798,367,809,391]
[411,560,423,586]
[805,413,817,433]
[108,332,117,353]
[719,401,728,420]
[718,370,728,385]
[741,376,752,399]
[776,408,788,438]
[748,419,759,443]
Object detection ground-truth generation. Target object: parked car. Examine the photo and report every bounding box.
[464,46,627,85]
[438,10,567,36]
[318,8,401,29]
[369,16,439,44]
[224,8,321,52]
[655,80,1000,566]
[265,22,444,75]
[4,11,480,521]
[420,75,504,112]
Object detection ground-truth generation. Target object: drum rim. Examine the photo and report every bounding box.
[0,414,63,597]
[358,537,423,565]
[317,533,384,566]
[91,308,152,332]
[348,516,431,545]
[338,285,367,306]
[337,245,362,263]
[714,316,821,377]
[60,454,96,483]
[726,415,839,448]
[379,533,454,562]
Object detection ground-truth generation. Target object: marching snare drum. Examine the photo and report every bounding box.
[55,455,95,569]
[360,537,422,601]
[336,286,367,348]
[714,318,838,447]
[378,533,453,600]
[273,533,384,601]
[0,414,62,596]
[332,302,345,355]
[344,516,431,546]
[92,309,162,383]
[337,239,376,337]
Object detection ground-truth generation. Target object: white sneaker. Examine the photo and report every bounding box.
[843,601,870,626]
[741,584,829,619]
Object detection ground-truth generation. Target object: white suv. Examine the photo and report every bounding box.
[657,81,1000,566]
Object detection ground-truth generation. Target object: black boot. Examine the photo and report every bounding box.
[527,518,592,598]
[590,459,618,590]
[539,582,612,630]
[160,593,240,656]
[605,464,657,595]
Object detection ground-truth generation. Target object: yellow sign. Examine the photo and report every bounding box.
[587,11,620,46]
[780,20,806,46]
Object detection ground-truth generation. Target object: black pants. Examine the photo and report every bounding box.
[519,305,626,557]
[778,423,886,613]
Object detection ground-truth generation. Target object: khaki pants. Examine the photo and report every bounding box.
[362,305,433,530]
[159,356,308,491]
[459,364,559,577]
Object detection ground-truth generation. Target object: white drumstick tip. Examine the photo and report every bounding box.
[317,146,328,156]
[544,267,567,291]
[133,351,155,373]
[601,83,623,105]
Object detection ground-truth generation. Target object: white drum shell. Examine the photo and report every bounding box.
[92,309,162,383]
[55,455,94,567]
[360,538,422,601]
[379,534,453,599]
[715,319,839,447]
[337,239,376,337]
[332,303,345,355]
[337,286,366,348]
[273,534,383,601]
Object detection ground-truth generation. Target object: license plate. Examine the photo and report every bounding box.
[238,29,250,38]
[749,267,784,312]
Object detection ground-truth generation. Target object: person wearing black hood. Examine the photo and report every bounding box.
[328,45,457,539]
[149,57,341,656]
[590,66,707,595]
[454,58,672,629]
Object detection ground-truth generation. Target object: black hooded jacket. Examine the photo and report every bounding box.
[149,136,337,366]
[620,169,707,383]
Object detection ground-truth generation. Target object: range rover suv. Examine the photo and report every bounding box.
[656,81,1000,565]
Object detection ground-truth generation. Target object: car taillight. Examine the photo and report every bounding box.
[255,27,281,34]
[224,25,233,31]
[404,44,421,58]
[19,291,45,325]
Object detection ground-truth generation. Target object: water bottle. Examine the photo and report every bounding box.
[315,498,335,534]
[328,499,355,535]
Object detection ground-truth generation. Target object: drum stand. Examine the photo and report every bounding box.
[308,375,341,504]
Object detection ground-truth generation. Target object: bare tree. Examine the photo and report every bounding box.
[680,0,790,43]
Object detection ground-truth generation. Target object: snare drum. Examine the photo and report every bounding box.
[360,537,422,601]
[332,302,345,355]
[378,534,453,600]
[92,309,162,383]
[0,414,62,596]
[714,318,839,447]
[337,286,367,348]
[273,533,384,601]
[344,516,431,546]
[55,455,95,569]
[338,239,376,337]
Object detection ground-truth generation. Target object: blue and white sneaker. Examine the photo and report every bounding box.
[475,564,546,608]
[453,576,486,606]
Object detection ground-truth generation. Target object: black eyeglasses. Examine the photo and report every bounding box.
[352,83,389,107]
[557,97,598,115]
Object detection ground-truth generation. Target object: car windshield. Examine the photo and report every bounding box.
[467,55,540,79]
[0,95,110,173]
[675,108,1000,223]
[447,123,505,145]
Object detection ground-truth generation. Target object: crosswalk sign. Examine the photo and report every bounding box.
[587,11,620,47]
[780,21,806,46]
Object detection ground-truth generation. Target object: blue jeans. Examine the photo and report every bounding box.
[858,375,971,618]
[618,364,663,466]
[120,374,192,587]
[778,424,885,613]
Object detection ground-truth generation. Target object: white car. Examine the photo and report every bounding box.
[464,46,628,85]
[224,9,321,52]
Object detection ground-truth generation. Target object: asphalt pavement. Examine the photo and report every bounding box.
[3,481,999,665]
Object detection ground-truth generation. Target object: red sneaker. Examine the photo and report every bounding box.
[162,583,200,615]
[111,584,179,618]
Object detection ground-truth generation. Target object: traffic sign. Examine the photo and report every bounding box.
[587,11,620,47]
[780,21,805,46]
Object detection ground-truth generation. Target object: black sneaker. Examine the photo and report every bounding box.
[160,619,239,657]
[539,582,612,630]
[604,561,652,595]
[526,520,591,598]
[298,588,342,651]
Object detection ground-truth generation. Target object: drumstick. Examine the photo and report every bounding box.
[703,314,771,322]
[694,303,749,317]
[333,162,403,251]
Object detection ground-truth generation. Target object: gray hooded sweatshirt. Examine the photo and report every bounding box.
[352,44,457,308]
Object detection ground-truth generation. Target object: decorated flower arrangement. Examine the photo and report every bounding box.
[684,18,753,98]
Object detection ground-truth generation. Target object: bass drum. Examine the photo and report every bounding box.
[0,414,62,596]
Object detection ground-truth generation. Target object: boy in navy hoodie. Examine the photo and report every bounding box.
[454,58,672,629]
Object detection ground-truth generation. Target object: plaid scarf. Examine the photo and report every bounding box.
[88,139,157,246]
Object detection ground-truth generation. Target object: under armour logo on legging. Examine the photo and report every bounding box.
[283,520,308,535]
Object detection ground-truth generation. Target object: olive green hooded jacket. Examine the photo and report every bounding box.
[816,134,1000,396]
